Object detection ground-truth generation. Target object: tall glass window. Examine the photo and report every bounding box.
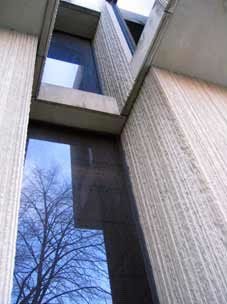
[42,32,101,94]
[12,124,155,304]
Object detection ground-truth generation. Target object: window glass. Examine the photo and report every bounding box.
[42,58,81,89]
[42,32,101,94]
[12,124,154,304]
[113,0,155,50]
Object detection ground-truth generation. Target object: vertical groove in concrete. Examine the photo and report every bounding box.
[0,29,37,303]
[121,67,227,304]
[93,5,133,112]
[155,68,227,222]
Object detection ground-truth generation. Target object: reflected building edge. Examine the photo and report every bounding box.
[70,135,152,303]
[22,123,153,303]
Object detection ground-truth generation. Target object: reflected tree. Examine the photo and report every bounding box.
[12,168,111,304]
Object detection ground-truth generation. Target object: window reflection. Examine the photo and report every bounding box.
[42,58,83,89]
[42,32,101,94]
[12,124,153,303]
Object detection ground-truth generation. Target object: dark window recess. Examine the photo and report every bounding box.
[12,123,158,304]
[42,31,101,94]
[125,20,144,45]
[111,4,146,53]
[112,4,136,53]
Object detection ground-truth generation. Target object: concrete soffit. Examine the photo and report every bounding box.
[54,1,101,39]
[153,0,227,88]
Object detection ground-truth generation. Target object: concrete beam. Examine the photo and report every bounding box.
[30,84,125,134]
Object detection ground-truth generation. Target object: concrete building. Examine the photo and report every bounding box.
[1,0,227,303]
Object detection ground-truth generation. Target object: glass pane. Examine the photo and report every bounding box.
[42,32,101,94]
[12,124,153,304]
[42,58,82,88]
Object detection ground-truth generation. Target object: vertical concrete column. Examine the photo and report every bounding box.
[121,67,227,304]
[0,29,38,303]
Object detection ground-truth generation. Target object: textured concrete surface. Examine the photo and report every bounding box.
[93,3,133,112]
[155,68,227,221]
[121,67,227,304]
[0,29,37,303]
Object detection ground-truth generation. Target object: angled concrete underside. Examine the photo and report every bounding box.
[121,67,227,304]
[55,1,100,39]
[0,29,37,303]
[153,0,227,87]
[0,0,47,35]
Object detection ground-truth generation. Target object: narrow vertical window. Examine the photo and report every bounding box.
[42,32,101,94]
[12,124,155,303]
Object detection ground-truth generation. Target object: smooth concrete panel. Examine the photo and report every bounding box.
[153,0,227,87]
[0,29,37,303]
[121,67,227,304]
[0,0,47,35]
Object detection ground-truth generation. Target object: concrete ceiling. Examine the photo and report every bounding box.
[55,1,100,39]
[153,0,227,87]
[0,0,48,35]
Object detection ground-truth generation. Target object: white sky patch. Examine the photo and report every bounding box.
[117,0,155,16]
[24,139,72,184]
[42,58,80,88]
[64,0,155,16]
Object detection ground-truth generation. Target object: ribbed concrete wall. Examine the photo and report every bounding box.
[121,67,227,304]
[0,29,37,303]
[93,4,133,112]
[155,69,227,220]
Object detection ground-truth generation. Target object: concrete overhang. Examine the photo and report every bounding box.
[55,1,101,39]
[30,83,125,135]
[0,0,51,36]
[153,0,227,87]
